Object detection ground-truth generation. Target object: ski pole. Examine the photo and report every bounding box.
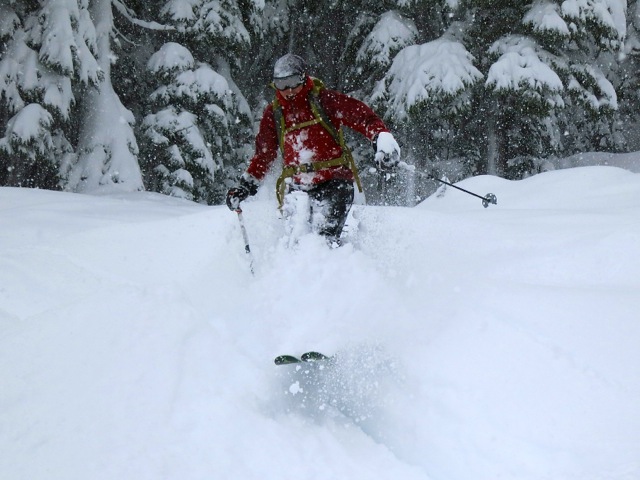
[397,163,497,207]
[427,174,497,208]
[235,207,254,275]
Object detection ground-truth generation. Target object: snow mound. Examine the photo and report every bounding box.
[1,165,640,480]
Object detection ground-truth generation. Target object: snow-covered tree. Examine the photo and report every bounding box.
[161,0,250,47]
[142,42,250,203]
[615,0,640,150]
[0,0,101,189]
[482,0,627,174]
[349,10,418,98]
[2,0,637,202]
[548,0,627,156]
[134,0,254,203]
[366,0,630,179]
[366,28,482,201]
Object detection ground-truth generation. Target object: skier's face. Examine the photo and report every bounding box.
[281,83,304,100]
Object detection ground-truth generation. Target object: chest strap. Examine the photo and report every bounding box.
[284,118,323,136]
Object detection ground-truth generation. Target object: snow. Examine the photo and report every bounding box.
[196,1,250,45]
[553,151,640,172]
[561,0,627,40]
[376,38,483,120]
[147,42,195,73]
[160,0,199,23]
[524,1,571,36]
[0,33,43,113]
[149,63,231,105]
[32,0,79,75]
[0,4,21,38]
[174,65,231,101]
[487,36,564,95]
[0,103,52,146]
[22,0,101,89]
[356,11,418,68]
[2,163,640,480]
[42,76,74,119]
[567,63,618,110]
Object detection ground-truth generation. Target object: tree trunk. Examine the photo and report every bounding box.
[67,0,143,193]
[486,110,498,176]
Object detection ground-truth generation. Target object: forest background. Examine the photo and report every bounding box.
[1,0,639,206]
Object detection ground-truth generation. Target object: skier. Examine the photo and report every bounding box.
[226,53,401,245]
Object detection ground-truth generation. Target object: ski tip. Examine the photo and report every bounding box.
[274,355,301,365]
[300,351,330,362]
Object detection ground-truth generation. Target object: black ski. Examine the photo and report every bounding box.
[274,351,330,365]
[274,354,301,365]
[301,351,330,362]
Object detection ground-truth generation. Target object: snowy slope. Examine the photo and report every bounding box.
[1,165,640,480]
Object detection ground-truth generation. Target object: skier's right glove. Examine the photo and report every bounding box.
[225,175,259,211]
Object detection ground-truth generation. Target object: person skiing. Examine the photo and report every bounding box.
[226,53,400,245]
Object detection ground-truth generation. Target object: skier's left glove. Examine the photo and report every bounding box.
[373,132,401,171]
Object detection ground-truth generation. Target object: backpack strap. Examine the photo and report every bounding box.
[272,96,286,154]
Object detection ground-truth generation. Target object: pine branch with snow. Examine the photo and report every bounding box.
[372,36,483,122]
[486,35,565,112]
[160,0,250,50]
[143,106,217,202]
[561,0,627,49]
[356,11,418,71]
[343,10,418,100]
[0,103,60,188]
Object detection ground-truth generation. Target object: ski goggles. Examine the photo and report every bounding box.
[273,74,304,91]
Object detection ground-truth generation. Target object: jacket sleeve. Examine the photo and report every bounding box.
[246,104,279,182]
[320,89,389,141]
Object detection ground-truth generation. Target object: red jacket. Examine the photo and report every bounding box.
[246,76,389,187]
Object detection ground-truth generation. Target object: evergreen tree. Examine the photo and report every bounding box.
[549,0,627,157]
[345,9,420,205]
[137,0,252,203]
[142,42,249,203]
[617,0,640,150]
[0,0,101,189]
[367,0,629,181]
[473,0,626,175]
[1,0,637,202]
[370,29,484,200]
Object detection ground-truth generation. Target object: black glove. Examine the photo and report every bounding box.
[225,176,258,211]
[226,186,249,210]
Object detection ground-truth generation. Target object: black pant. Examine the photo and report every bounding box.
[297,179,354,242]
